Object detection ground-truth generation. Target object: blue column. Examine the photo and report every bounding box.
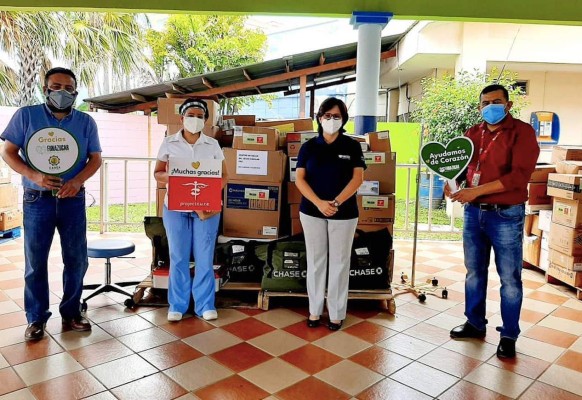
[350,11,393,135]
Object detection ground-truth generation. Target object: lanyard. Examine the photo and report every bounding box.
[476,129,502,172]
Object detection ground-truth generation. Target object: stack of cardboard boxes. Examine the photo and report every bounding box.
[544,145,582,289]
[0,143,22,232]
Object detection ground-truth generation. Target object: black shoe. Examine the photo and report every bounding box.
[62,316,92,332]
[24,322,46,341]
[450,322,486,339]
[497,337,516,359]
[328,320,343,331]
[307,318,320,328]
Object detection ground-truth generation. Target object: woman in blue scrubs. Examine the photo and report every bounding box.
[154,98,227,322]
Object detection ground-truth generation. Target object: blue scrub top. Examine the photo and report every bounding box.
[297,134,366,220]
[1,104,102,190]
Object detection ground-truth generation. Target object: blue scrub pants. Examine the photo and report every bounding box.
[163,206,220,316]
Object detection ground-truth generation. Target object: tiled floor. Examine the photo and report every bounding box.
[1,232,582,399]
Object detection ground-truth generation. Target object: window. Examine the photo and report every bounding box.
[513,80,529,95]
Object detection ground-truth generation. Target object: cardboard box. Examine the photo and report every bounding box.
[551,145,582,164]
[0,143,11,184]
[290,203,300,219]
[291,218,303,235]
[157,98,218,126]
[549,248,582,272]
[224,148,287,183]
[541,230,550,251]
[288,182,302,204]
[523,235,541,266]
[547,262,582,287]
[527,183,551,205]
[540,248,550,271]
[0,184,18,209]
[552,198,582,228]
[221,115,256,127]
[538,209,553,232]
[233,127,280,151]
[289,157,298,182]
[287,142,302,157]
[256,118,314,132]
[157,188,166,217]
[363,152,396,194]
[365,131,391,153]
[356,223,394,235]
[556,160,582,174]
[531,214,542,237]
[547,174,582,200]
[524,214,533,236]
[0,209,22,231]
[549,222,582,256]
[223,181,282,239]
[529,164,556,183]
[357,181,380,196]
[357,195,395,224]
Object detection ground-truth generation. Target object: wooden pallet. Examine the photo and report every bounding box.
[0,227,21,244]
[259,289,396,314]
[545,274,582,300]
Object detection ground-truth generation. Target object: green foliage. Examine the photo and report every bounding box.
[411,69,528,143]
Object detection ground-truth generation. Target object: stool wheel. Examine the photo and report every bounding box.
[124,298,136,309]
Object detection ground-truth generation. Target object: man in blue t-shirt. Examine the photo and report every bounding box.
[0,67,102,341]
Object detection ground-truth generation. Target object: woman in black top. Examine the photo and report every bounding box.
[295,97,365,330]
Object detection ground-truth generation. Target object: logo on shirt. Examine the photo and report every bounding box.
[338,154,351,160]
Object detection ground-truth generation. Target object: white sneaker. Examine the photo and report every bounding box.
[167,311,183,322]
[202,310,218,321]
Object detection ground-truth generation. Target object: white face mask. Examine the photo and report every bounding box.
[321,119,343,135]
[183,117,205,133]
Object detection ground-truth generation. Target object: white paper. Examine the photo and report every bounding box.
[235,150,268,176]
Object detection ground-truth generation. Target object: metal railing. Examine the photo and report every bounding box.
[91,156,461,235]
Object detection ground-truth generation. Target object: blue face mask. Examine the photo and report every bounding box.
[481,103,507,125]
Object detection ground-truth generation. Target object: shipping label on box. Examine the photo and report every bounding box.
[549,222,582,256]
[547,174,582,200]
[363,152,396,194]
[538,209,553,232]
[233,127,280,151]
[357,181,380,196]
[549,248,582,272]
[225,182,279,211]
[364,152,386,165]
[234,150,268,176]
[224,148,286,183]
[167,158,222,211]
[357,195,395,224]
[541,230,550,251]
[547,262,582,287]
[553,198,582,228]
[289,157,298,182]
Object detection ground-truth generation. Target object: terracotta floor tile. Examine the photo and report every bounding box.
[526,291,570,306]
[553,307,582,323]
[139,341,203,370]
[280,344,342,375]
[195,375,269,400]
[520,308,549,324]
[519,381,582,400]
[220,317,275,340]
[159,316,216,338]
[237,308,266,317]
[556,350,582,374]
[0,311,27,330]
[438,380,511,400]
[68,338,134,368]
[210,342,272,372]
[523,279,545,290]
[487,352,551,379]
[277,377,350,400]
[0,336,64,366]
[349,346,412,376]
[0,368,26,396]
[110,372,187,400]
[523,325,579,348]
[347,308,383,320]
[98,315,154,337]
[418,347,482,378]
[28,370,105,400]
[283,320,334,342]
[356,377,432,400]
[343,321,397,343]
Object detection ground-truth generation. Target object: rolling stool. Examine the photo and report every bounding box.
[81,239,140,311]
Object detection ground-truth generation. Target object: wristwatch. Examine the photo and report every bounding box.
[331,199,341,207]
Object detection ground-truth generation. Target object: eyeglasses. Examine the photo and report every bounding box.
[48,84,76,94]
[322,113,342,121]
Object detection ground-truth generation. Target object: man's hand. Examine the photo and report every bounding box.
[317,199,338,217]
[32,171,62,190]
[56,178,83,198]
[450,187,481,204]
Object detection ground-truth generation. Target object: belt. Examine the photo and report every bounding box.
[469,203,513,211]
[24,188,55,197]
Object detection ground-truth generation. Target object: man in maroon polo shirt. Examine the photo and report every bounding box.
[445,84,540,359]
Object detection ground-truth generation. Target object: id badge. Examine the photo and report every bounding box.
[472,172,481,187]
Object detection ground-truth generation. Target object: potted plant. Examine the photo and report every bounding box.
[411,68,528,211]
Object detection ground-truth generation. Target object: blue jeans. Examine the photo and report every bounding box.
[463,203,525,340]
[23,188,88,323]
[163,206,220,316]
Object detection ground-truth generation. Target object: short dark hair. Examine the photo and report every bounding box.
[44,67,77,87]
[179,98,209,120]
[316,97,349,135]
[480,84,509,101]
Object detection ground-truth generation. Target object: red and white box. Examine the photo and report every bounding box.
[168,157,222,211]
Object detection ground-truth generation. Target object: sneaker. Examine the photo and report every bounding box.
[202,310,218,321]
[167,312,183,322]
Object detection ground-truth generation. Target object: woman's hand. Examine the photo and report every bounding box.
[317,199,338,217]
